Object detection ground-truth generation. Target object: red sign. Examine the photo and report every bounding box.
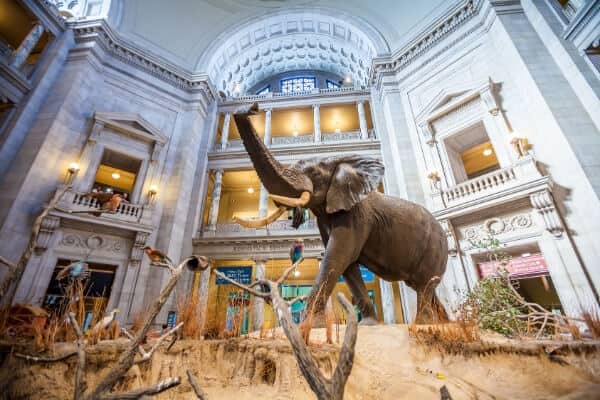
[478,253,548,279]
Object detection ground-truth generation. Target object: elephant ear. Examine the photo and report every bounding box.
[326,156,384,213]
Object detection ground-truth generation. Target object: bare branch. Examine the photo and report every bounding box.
[134,322,183,364]
[14,351,77,362]
[186,369,209,400]
[276,258,304,284]
[83,258,191,400]
[287,295,307,307]
[331,293,358,399]
[97,377,181,400]
[211,270,268,298]
[67,312,87,400]
[0,255,15,271]
[0,185,71,303]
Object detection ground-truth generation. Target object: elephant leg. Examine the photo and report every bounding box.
[343,263,377,325]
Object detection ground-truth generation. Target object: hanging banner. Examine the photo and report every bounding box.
[216,266,253,285]
[338,265,375,283]
[478,253,548,279]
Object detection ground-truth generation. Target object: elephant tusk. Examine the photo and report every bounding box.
[232,206,287,228]
[269,191,311,208]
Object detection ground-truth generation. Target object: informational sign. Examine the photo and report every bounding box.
[478,253,548,279]
[216,266,253,285]
[166,311,177,328]
[338,265,375,283]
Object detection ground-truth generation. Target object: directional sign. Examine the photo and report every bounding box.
[338,265,375,283]
[216,266,253,285]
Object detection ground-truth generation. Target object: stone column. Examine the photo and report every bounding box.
[197,267,212,333]
[207,169,223,230]
[357,101,369,139]
[9,23,44,70]
[264,109,272,146]
[313,104,321,143]
[379,279,396,324]
[258,184,269,218]
[220,113,231,150]
[253,260,266,331]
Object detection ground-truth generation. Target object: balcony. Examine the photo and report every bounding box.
[221,86,369,104]
[51,188,154,231]
[201,218,319,238]
[433,156,549,216]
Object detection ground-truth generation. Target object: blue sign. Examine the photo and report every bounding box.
[216,266,253,285]
[338,265,375,283]
[167,311,177,328]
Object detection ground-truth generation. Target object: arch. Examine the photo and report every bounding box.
[198,7,390,95]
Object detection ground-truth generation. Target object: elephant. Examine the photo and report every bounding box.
[232,104,448,325]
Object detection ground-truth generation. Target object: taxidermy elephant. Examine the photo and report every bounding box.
[232,104,448,324]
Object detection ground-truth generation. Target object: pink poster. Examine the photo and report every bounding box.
[478,253,548,279]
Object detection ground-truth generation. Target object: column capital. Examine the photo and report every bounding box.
[213,168,224,175]
[312,103,320,109]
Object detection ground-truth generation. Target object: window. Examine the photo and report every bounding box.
[326,80,341,89]
[256,85,270,95]
[280,77,316,94]
[93,149,141,200]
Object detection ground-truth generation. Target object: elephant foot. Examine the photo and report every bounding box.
[359,317,378,326]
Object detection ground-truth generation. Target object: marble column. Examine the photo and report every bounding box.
[253,260,266,331]
[264,109,272,146]
[207,169,223,230]
[357,101,369,139]
[9,23,44,70]
[313,104,321,143]
[379,279,396,324]
[258,184,268,218]
[197,267,212,334]
[220,113,231,150]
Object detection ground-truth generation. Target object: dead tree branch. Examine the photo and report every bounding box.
[14,351,77,362]
[186,369,209,400]
[132,322,183,364]
[0,255,15,271]
[97,377,181,400]
[0,185,71,303]
[210,257,358,400]
[83,257,193,400]
[67,312,87,400]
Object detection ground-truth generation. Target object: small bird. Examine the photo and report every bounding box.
[56,260,90,281]
[185,255,211,272]
[290,238,304,264]
[143,246,173,265]
[71,192,124,217]
[90,309,120,333]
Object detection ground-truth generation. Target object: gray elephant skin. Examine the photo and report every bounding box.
[232,105,449,325]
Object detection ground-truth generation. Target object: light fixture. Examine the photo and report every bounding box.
[68,162,80,174]
[293,130,299,137]
[335,128,341,133]
[111,172,121,180]
[293,269,300,277]
[521,252,531,258]
[247,187,254,194]
[482,148,493,156]
[344,75,352,83]
[148,184,158,203]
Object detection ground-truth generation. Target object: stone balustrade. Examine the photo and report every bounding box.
[271,134,314,146]
[224,86,363,103]
[440,156,543,208]
[57,188,153,226]
[205,218,318,237]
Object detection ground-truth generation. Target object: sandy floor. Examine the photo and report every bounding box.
[3,324,600,399]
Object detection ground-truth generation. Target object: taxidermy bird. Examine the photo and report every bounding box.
[90,309,120,333]
[143,246,173,265]
[55,260,90,282]
[290,238,304,264]
[71,192,124,217]
[185,255,211,272]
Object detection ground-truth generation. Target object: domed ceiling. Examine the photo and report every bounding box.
[57,0,449,92]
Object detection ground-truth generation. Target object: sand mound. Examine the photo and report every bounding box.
[1,325,599,399]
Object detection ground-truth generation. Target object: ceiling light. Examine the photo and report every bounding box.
[293,130,299,137]
[247,187,254,194]
[111,172,121,180]
[482,148,493,156]
[293,269,300,277]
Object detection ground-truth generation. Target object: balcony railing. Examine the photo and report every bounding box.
[213,129,377,152]
[56,189,153,226]
[205,218,318,236]
[223,86,365,103]
[439,156,543,209]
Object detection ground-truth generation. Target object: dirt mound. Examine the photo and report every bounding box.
[1,325,599,399]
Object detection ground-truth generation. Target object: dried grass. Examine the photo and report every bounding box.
[581,308,600,339]
[177,295,204,340]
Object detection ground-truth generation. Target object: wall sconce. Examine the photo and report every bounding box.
[427,170,441,190]
[65,162,80,183]
[508,131,531,158]
[148,184,158,202]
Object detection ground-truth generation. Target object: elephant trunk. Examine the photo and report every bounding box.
[233,107,312,197]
